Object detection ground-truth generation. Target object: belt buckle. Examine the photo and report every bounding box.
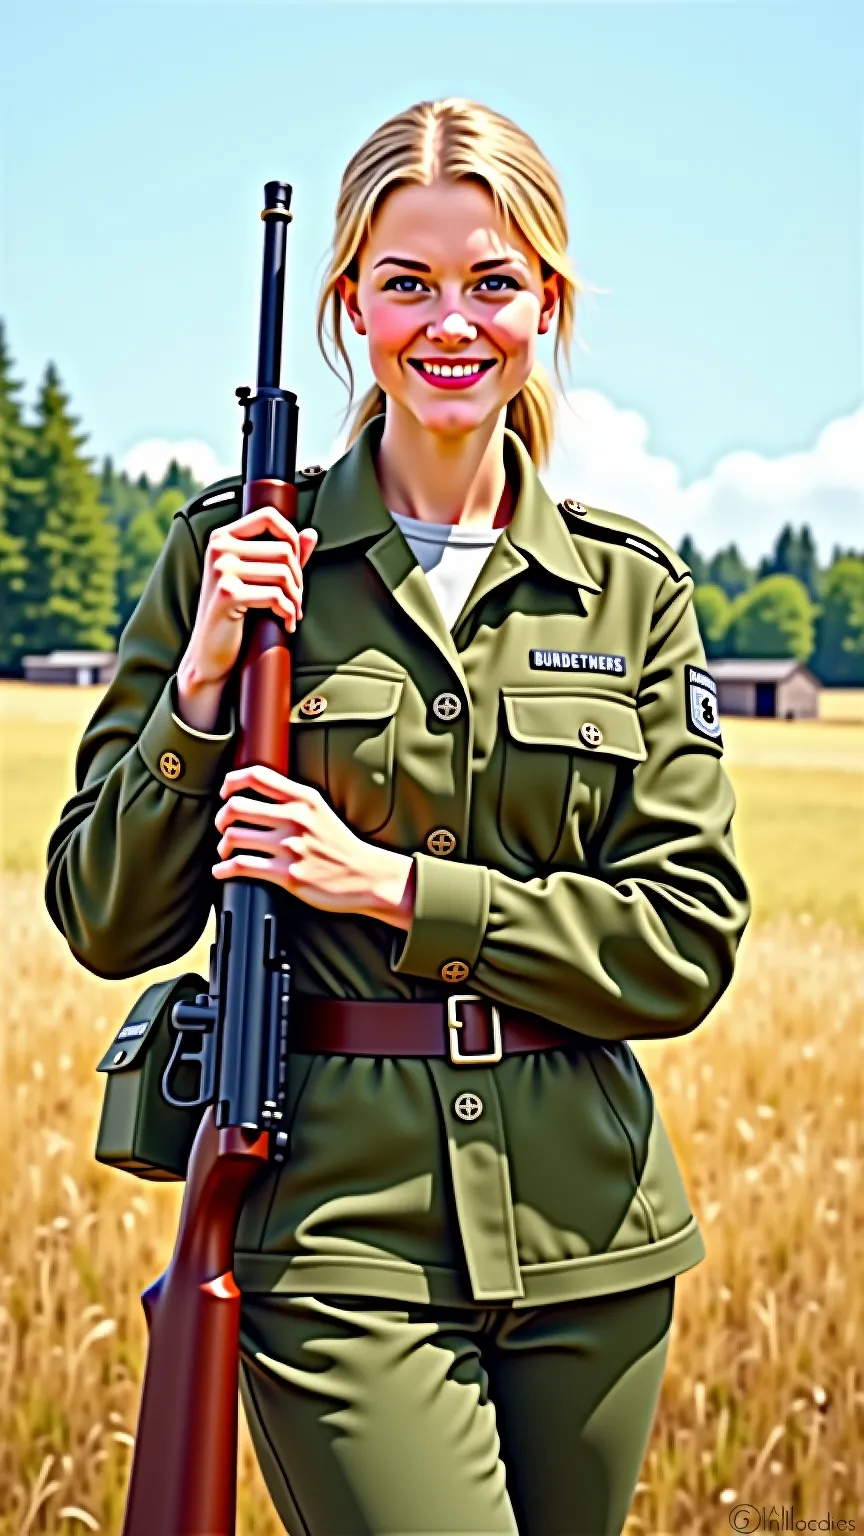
[446,994,503,1065]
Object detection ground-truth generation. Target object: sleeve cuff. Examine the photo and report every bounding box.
[390,852,490,982]
[137,674,238,796]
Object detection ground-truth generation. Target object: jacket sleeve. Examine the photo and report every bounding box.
[45,511,239,979]
[390,572,751,1041]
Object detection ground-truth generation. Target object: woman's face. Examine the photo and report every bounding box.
[337,179,561,442]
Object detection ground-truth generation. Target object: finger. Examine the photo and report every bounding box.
[215,560,304,610]
[212,853,284,884]
[215,795,309,832]
[216,826,293,858]
[220,765,315,800]
[216,576,302,628]
[298,528,319,567]
[214,535,302,565]
[221,505,303,546]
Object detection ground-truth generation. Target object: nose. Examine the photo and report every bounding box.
[425,313,478,344]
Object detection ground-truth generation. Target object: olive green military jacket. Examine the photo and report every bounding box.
[47,416,749,1308]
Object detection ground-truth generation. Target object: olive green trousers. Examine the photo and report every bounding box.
[238,1277,675,1536]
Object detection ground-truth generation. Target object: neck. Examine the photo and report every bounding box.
[374,404,513,529]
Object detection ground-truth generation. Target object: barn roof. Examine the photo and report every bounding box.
[23,650,117,665]
[710,659,819,685]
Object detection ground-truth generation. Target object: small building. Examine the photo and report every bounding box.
[23,650,117,686]
[710,659,820,719]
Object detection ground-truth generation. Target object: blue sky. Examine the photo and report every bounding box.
[2,0,862,559]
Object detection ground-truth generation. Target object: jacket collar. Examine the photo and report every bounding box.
[309,415,602,596]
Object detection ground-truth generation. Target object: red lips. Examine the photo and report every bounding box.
[407,359,496,390]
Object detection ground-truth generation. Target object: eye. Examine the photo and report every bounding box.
[382,275,429,293]
[475,274,521,292]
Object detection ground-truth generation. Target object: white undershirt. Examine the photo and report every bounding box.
[389,509,506,631]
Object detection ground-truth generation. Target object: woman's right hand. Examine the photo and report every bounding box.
[181,505,320,690]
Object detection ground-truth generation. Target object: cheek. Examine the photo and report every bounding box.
[490,293,542,356]
[365,301,414,363]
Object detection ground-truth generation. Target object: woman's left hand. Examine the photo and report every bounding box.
[213,765,415,928]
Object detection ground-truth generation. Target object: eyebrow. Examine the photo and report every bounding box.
[372,255,526,273]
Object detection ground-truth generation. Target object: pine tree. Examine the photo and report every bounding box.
[760,523,820,598]
[707,544,753,601]
[19,363,118,656]
[0,322,41,669]
[812,559,864,684]
[677,534,708,586]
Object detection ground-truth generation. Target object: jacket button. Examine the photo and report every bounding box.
[454,1092,484,1122]
[427,828,456,856]
[159,751,184,781]
[299,695,328,717]
[579,721,603,749]
[441,959,470,983]
[563,497,587,516]
[432,691,462,722]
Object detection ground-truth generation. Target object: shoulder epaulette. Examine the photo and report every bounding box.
[558,497,689,583]
[178,464,326,524]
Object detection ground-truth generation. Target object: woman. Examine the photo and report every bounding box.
[47,99,750,1535]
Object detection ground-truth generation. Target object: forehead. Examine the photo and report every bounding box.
[365,180,537,267]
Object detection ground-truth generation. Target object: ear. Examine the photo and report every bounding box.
[537,270,562,337]
[336,273,367,337]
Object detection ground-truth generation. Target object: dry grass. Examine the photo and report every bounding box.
[2,681,863,1532]
[2,889,861,1532]
[819,688,864,724]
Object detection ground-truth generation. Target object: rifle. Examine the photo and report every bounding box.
[120,179,300,1536]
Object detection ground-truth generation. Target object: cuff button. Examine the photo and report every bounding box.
[427,828,456,856]
[159,750,184,781]
[441,959,470,983]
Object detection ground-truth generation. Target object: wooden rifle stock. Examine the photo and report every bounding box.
[121,182,299,1536]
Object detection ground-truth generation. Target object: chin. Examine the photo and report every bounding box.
[412,398,502,438]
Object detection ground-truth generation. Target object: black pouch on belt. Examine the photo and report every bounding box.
[94,973,208,1181]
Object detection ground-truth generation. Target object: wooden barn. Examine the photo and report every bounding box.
[22,650,117,685]
[710,659,820,719]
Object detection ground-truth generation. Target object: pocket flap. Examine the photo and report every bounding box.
[292,670,404,725]
[502,689,646,762]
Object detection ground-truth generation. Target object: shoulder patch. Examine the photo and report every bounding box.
[685,664,723,744]
[558,500,687,583]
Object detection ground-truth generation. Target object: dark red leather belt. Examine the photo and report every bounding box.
[290,995,574,1063]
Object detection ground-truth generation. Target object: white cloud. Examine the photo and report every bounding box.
[119,438,237,487]
[121,398,864,562]
[546,392,864,562]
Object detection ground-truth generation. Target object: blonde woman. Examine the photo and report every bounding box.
[48,99,750,1534]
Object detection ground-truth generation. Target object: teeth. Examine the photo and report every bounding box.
[420,361,484,378]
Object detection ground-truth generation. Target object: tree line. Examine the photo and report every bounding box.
[0,323,204,672]
[1,321,862,683]
[679,530,864,684]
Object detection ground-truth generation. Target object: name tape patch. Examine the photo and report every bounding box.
[686,665,722,742]
[530,650,626,676]
[117,1021,149,1041]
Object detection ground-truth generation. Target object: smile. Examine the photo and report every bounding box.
[407,359,497,390]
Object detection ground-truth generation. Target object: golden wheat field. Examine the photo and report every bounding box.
[1,682,863,1535]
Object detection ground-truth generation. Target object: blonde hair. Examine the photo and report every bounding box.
[316,98,592,469]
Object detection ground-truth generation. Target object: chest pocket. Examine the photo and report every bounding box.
[291,668,404,835]
[498,687,646,867]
